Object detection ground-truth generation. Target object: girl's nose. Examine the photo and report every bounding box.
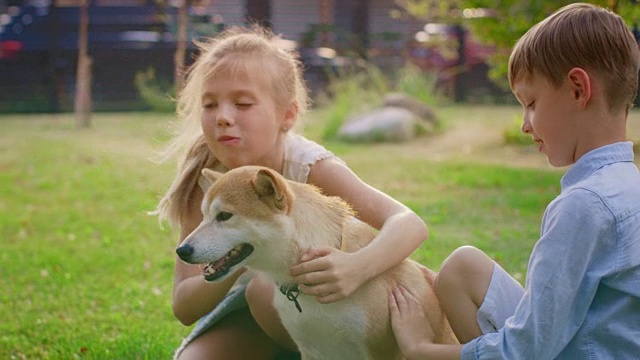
[216,104,234,127]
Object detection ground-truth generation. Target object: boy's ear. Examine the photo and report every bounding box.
[567,67,592,108]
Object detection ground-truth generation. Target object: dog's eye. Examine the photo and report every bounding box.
[215,211,233,222]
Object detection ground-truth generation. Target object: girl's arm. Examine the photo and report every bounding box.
[171,187,243,325]
[290,158,429,303]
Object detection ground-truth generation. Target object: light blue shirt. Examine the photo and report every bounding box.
[461,142,640,359]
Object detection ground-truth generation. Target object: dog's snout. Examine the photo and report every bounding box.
[176,244,194,262]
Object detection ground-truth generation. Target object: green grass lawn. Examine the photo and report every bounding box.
[0,106,564,359]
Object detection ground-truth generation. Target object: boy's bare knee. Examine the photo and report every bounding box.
[436,246,491,293]
[439,246,483,278]
[436,245,494,310]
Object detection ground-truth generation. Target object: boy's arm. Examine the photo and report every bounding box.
[390,285,462,359]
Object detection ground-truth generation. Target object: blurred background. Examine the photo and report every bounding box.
[4,2,640,357]
[0,0,639,114]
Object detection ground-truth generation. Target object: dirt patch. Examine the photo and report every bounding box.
[413,118,552,169]
[404,105,640,170]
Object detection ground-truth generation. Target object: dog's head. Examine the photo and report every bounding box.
[175,166,296,282]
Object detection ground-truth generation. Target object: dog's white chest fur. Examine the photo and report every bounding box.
[273,288,371,359]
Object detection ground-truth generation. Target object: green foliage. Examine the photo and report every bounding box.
[319,64,389,140]
[394,64,445,107]
[134,68,177,113]
[466,0,640,88]
[318,77,368,141]
[397,0,640,89]
[0,94,53,113]
[319,63,444,140]
[300,23,352,48]
[503,116,532,146]
[394,0,465,23]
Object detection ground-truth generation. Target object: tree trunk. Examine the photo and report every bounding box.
[48,2,60,113]
[174,0,188,92]
[75,0,92,128]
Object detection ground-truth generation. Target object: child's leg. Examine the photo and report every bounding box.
[434,246,495,343]
[246,272,299,351]
[176,307,286,359]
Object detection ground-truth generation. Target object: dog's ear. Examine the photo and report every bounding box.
[199,168,223,192]
[251,168,294,213]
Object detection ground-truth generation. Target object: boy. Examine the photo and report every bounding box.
[389,3,640,359]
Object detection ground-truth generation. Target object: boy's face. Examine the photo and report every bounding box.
[513,74,579,167]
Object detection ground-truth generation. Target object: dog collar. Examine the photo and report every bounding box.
[278,232,345,314]
[279,283,302,313]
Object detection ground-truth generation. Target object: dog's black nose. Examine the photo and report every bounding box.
[176,244,194,261]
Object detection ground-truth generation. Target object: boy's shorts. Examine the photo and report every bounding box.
[477,262,525,334]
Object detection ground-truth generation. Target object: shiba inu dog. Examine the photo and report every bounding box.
[176,165,458,359]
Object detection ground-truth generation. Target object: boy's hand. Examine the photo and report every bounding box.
[389,285,435,357]
[289,247,366,303]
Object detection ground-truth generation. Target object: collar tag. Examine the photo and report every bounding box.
[279,284,302,313]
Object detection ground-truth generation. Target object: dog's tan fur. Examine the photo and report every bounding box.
[177,165,457,359]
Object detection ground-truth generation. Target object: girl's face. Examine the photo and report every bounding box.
[200,66,295,171]
[513,74,578,167]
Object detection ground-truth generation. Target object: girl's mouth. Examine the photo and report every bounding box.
[218,135,240,145]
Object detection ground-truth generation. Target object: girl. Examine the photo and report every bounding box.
[155,26,429,359]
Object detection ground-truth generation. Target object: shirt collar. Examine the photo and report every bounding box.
[561,142,634,191]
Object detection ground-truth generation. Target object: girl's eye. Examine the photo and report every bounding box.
[526,101,535,109]
[216,211,233,222]
[203,102,217,109]
[237,103,253,107]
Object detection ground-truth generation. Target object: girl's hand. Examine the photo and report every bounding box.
[389,285,435,357]
[289,247,367,303]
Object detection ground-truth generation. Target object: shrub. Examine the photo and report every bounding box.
[134,68,176,113]
[319,63,444,141]
[503,117,531,146]
[394,64,444,107]
[319,63,388,141]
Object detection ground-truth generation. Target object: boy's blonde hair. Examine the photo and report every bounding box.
[155,26,309,225]
[509,2,640,112]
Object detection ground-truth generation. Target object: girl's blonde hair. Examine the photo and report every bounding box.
[508,3,640,112]
[155,26,310,225]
